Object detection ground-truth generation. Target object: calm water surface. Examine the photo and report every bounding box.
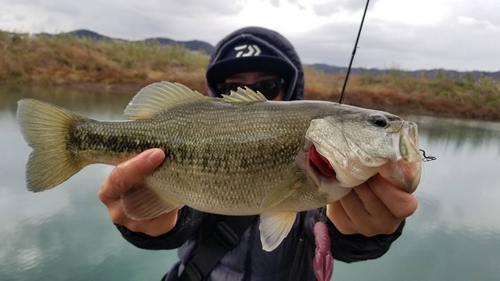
[1,85,499,281]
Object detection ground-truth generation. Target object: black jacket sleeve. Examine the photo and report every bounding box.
[117,205,404,263]
[303,207,405,263]
[115,207,206,250]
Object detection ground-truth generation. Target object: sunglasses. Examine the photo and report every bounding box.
[217,78,285,100]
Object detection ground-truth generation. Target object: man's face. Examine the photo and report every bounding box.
[224,72,285,101]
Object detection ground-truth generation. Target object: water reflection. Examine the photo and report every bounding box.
[409,114,500,156]
[1,85,500,281]
[0,164,176,281]
[0,84,175,281]
[334,114,500,281]
[0,84,138,120]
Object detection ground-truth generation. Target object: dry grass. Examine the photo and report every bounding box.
[304,67,500,120]
[0,31,208,91]
[1,31,499,120]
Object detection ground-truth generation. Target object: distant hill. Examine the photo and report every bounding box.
[66,29,115,41]
[36,29,117,41]
[143,37,214,55]
[29,30,500,79]
[308,63,500,81]
[37,29,215,55]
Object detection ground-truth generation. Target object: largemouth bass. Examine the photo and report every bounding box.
[17,82,422,251]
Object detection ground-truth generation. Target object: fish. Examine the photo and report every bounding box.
[16,81,422,252]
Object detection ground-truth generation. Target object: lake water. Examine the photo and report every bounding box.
[1,85,499,281]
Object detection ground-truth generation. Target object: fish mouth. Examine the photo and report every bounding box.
[308,145,337,179]
[379,121,422,193]
[298,141,351,202]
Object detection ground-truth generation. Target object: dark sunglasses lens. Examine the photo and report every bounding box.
[218,83,240,95]
[254,79,281,100]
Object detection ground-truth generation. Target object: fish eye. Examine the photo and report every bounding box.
[369,115,388,128]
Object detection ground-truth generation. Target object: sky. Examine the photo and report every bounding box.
[1,0,499,72]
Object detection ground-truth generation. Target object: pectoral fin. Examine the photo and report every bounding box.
[121,183,180,220]
[260,173,302,210]
[259,212,297,251]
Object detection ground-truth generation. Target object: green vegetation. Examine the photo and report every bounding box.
[1,31,499,120]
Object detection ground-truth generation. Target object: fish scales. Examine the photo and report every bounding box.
[68,101,325,214]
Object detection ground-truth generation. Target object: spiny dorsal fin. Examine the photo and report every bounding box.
[221,87,268,104]
[124,82,209,120]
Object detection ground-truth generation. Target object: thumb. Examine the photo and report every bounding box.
[99,149,165,204]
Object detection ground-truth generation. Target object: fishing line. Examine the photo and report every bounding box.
[336,1,437,164]
[338,0,370,104]
[420,149,437,162]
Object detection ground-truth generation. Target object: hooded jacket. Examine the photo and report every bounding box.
[116,27,405,281]
[206,26,304,101]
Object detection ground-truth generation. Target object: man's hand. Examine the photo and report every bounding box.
[98,148,178,237]
[327,174,418,236]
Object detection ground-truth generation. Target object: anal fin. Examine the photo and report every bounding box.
[259,212,297,252]
[121,182,180,220]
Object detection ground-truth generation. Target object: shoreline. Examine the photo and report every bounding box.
[3,80,499,122]
[1,32,498,121]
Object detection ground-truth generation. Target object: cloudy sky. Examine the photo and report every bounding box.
[1,0,499,71]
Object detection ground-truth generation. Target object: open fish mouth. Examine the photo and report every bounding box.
[309,144,337,179]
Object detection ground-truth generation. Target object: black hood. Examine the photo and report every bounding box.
[206,26,304,101]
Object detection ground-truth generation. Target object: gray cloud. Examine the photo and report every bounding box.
[0,0,498,71]
[269,0,280,8]
[287,0,305,10]
[41,0,81,17]
[454,0,500,26]
[312,0,381,17]
[292,14,500,71]
[0,0,245,42]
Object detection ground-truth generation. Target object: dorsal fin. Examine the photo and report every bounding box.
[221,87,268,104]
[124,81,209,120]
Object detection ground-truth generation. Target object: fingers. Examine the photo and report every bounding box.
[326,201,356,234]
[353,184,396,224]
[368,174,418,219]
[97,148,178,237]
[333,188,397,236]
[338,189,371,230]
[327,175,418,236]
[108,203,179,236]
[107,200,130,225]
[98,149,165,205]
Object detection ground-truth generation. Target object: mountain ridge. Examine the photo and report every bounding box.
[310,63,500,81]
[37,29,215,55]
[32,29,500,80]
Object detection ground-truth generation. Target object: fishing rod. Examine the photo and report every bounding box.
[336,0,437,163]
[338,0,370,104]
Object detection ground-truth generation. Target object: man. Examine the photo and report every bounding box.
[98,27,417,280]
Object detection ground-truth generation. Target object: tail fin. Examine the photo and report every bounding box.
[17,99,85,192]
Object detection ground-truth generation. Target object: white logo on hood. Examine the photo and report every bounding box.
[234,44,262,57]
